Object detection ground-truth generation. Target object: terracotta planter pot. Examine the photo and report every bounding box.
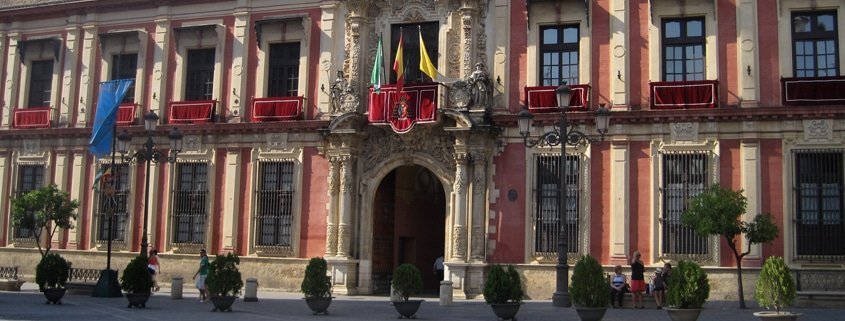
[753,311,802,321]
[576,307,608,321]
[304,297,333,315]
[210,295,237,312]
[43,288,66,305]
[666,308,702,321]
[489,303,522,321]
[392,299,423,319]
[125,292,151,308]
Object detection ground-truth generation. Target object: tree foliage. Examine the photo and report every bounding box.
[301,257,332,298]
[120,255,154,294]
[483,265,523,304]
[666,260,710,309]
[205,253,244,297]
[10,184,79,257]
[35,253,70,290]
[682,185,779,309]
[570,255,610,308]
[755,256,796,314]
[392,264,423,301]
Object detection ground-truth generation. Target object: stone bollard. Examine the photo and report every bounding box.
[439,280,453,306]
[244,278,258,302]
[171,276,183,299]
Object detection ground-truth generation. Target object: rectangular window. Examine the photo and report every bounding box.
[391,22,439,84]
[794,151,845,260]
[254,161,295,252]
[111,53,138,104]
[95,163,130,243]
[27,60,53,107]
[662,17,706,82]
[185,48,215,101]
[533,154,580,259]
[661,153,708,256]
[267,43,300,98]
[172,162,208,245]
[792,11,839,78]
[540,25,579,86]
[13,165,45,239]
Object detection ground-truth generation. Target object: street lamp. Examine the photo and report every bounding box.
[117,111,183,257]
[518,82,610,308]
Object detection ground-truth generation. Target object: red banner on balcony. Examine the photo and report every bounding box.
[169,100,216,124]
[13,107,51,128]
[782,76,845,105]
[116,103,137,126]
[252,96,303,122]
[524,84,590,113]
[368,84,438,134]
[650,80,718,109]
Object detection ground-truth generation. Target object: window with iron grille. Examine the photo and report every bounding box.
[390,22,439,84]
[794,151,845,261]
[255,161,295,252]
[267,43,300,98]
[533,154,580,259]
[661,152,709,256]
[792,11,839,78]
[13,164,45,239]
[662,17,706,81]
[27,60,53,107]
[111,53,138,104]
[94,163,130,244]
[185,48,215,101]
[172,162,208,245]
[540,25,579,86]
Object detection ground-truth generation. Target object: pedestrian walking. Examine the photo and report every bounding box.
[192,249,209,302]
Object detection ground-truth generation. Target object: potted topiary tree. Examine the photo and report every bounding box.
[120,255,154,308]
[754,256,801,321]
[666,260,710,321]
[301,257,333,315]
[391,263,424,319]
[36,253,70,304]
[205,253,243,312]
[483,264,523,321]
[570,255,610,321]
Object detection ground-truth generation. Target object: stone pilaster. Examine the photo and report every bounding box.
[609,142,629,264]
[337,155,354,258]
[325,157,340,256]
[740,140,762,266]
[2,33,20,129]
[221,150,242,251]
[76,25,97,127]
[150,16,171,114]
[738,0,759,107]
[610,0,628,109]
[470,151,487,261]
[228,10,251,122]
[452,152,469,260]
[59,24,80,127]
[458,2,476,78]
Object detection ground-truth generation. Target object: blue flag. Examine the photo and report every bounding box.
[88,79,134,158]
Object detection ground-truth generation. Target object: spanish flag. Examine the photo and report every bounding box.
[393,32,405,92]
[419,29,438,81]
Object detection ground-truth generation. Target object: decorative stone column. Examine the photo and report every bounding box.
[326,154,358,295]
[325,157,340,256]
[59,23,80,127]
[150,17,171,114]
[458,2,477,78]
[452,152,469,260]
[2,33,21,129]
[337,155,354,258]
[470,151,487,261]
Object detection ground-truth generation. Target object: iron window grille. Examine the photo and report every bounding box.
[792,11,839,78]
[660,152,709,257]
[533,154,580,261]
[254,160,295,255]
[185,48,215,101]
[27,60,53,107]
[94,163,130,245]
[111,53,138,104]
[540,24,580,86]
[172,162,209,245]
[793,150,845,261]
[267,43,300,98]
[662,17,706,82]
[12,164,45,240]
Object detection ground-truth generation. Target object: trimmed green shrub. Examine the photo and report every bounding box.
[301,257,332,299]
[483,265,524,304]
[120,255,153,294]
[205,253,244,297]
[35,253,70,290]
[570,255,610,308]
[666,260,710,309]
[755,256,796,314]
[392,264,423,301]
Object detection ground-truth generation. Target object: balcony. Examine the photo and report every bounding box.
[524,84,591,113]
[168,100,217,124]
[782,76,845,105]
[368,83,438,133]
[650,80,719,109]
[116,103,138,126]
[13,107,51,129]
[251,96,303,122]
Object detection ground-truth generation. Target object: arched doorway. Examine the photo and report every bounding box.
[371,165,446,295]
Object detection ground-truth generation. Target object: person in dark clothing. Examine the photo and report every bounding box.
[629,251,645,309]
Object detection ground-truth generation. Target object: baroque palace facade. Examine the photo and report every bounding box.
[0,0,844,300]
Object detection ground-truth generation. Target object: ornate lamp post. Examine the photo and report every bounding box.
[117,111,183,256]
[518,83,611,307]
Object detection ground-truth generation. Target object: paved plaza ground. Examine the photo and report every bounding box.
[0,284,841,321]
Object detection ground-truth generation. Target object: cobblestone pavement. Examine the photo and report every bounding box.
[0,285,840,321]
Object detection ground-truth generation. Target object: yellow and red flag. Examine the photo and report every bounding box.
[393,32,405,92]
